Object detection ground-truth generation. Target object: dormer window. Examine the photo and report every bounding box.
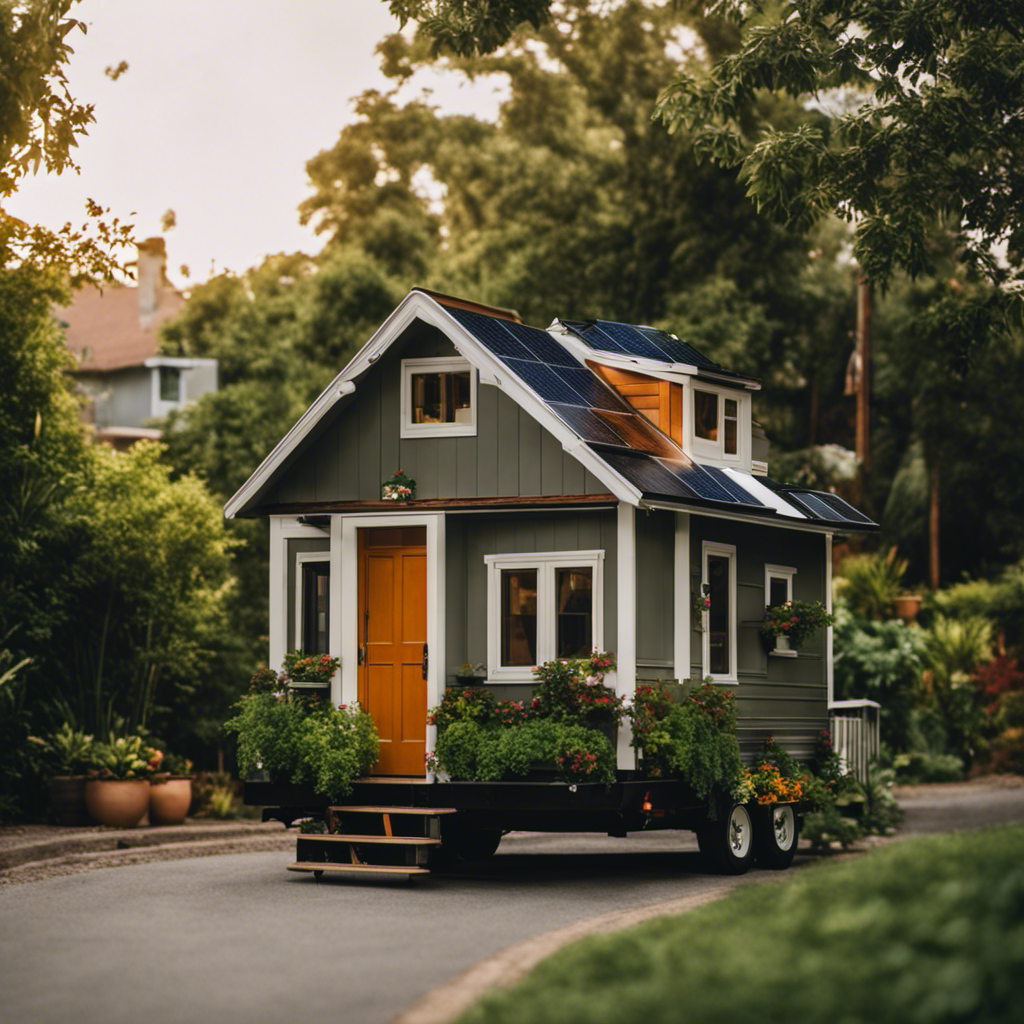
[401,357,477,438]
[690,384,747,464]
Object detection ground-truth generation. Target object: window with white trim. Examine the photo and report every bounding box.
[691,385,746,463]
[401,357,477,438]
[295,553,330,655]
[485,550,604,681]
[764,564,796,610]
[702,542,737,682]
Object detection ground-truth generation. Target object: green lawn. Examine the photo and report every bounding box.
[457,825,1024,1024]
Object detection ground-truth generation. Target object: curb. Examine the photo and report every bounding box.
[0,821,288,872]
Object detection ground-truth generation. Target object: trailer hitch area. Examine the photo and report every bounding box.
[640,791,666,826]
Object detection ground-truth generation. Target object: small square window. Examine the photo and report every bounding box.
[694,390,718,441]
[402,358,477,437]
[692,387,743,461]
[159,366,181,402]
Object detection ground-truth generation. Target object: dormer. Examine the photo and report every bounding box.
[683,378,752,471]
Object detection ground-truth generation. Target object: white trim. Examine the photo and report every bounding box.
[721,469,806,519]
[330,516,343,706]
[702,541,738,684]
[483,549,605,683]
[400,356,477,438]
[825,532,834,707]
[143,356,218,369]
[764,563,797,607]
[617,503,636,769]
[687,380,750,470]
[224,290,643,519]
[640,500,843,535]
[151,364,185,419]
[294,551,331,656]
[674,512,690,684]
[339,512,445,775]
[268,517,287,673]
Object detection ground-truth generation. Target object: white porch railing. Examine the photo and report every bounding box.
[829,699,881,784]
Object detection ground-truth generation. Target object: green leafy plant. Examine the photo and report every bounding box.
[382,469,415,501]
[88,735,164,781]
[834,548,908,621]
[282,651,339,683]
[27,722,94,775]
[531,651,623,726]
[428,687,495,731]
[225,692,378,802]
[760,599,834,647]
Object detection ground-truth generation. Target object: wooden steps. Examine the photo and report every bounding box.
[288,804,455,882]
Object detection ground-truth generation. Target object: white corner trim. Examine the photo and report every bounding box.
[674,512,690,684]
[702,540,738,684]
[330,516,343,706]
[616,503,636,768]
[294,551,331,660]
[483,550,605,683]
[825,532,834,706]
[268,517,287,674]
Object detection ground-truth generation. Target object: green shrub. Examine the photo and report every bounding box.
[225,692,378,801]
[834,547,908,620]
[457,825,1024,1024]
[427,687,495,731]
[892,750,965,783]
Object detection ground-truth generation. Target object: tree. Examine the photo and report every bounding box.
[654,0,1024,291]
[386,0,552,56]
[0,0,132,276]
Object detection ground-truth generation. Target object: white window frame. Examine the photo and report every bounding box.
[294,551,330,654]
[401,356,477,438]
[764,563,797,610]
[484,549,605,682]
[688,382,749,467]
[702,541,738,684]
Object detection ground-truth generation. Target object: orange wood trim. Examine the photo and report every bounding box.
[254,494,619,516]
[670,383,683,446]
[383,813,393,838]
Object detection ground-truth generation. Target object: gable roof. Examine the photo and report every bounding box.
[225,288,876,532]
[55,284,185,373]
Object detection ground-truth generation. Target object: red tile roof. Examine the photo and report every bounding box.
[55,285,185,373]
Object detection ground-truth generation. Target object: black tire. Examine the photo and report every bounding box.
[313,870,324,880]
[753,803,799,870]
[697,802,756,874]
[445,820,503,861]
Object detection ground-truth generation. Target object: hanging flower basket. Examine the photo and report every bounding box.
[759,600,834,652]
[382,470,416,502]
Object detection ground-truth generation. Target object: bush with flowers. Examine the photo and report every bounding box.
[283,651,340,683]
[629,679,744,798]
[760,599,834,648]
[226,672,378,801]
[88,735,164,781]
[531,651,624,727]
[382,469,416,502]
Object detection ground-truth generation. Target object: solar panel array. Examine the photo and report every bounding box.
[559,318,722,370]
[443,304,877,526]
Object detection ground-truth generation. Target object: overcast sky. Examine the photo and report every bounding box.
[9,0,503,286]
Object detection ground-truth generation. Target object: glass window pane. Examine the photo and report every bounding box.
[501,569,537,666]
[412,370,472,424]
[724,398,738,417]
[159,367,180,402]
[708,554,730,675]
[556,567,592,659]
[302,561,330,655]
[769,576,789,608]
[724,417,737,454]
[694,390,718,440]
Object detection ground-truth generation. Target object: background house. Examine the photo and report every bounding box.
[55,237,217,448]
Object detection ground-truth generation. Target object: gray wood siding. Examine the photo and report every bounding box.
[688,517,829,761]
[261,318,609,506]
[445,510,618,690]
[636,509,676,675]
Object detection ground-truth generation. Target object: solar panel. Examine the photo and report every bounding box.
[445,307,534,360]
[560,320,631,354]
[503,321,580,367]
[591,321,672,361]
[786,493,846,522]
[552,366,623,411]
[646,334,719,369]
[656,460,738,504]
[548,404,631,447]
[594,410,680,458]
[703,466,765,506]
[597,450,694,499]
[504,359,584,404]
[809,491,875,525]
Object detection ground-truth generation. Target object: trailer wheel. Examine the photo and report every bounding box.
[754,803,799,870]
[452,826,503,861]
[697,802,755,874]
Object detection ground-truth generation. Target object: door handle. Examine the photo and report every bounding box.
[358,646,365,666]
[422,643,428,680]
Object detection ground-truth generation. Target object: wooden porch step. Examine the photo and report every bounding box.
[299,834,441,846]
[288,861,429,877]
[328,805,458,815]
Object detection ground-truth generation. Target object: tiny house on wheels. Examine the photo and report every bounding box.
[227,287,876,880]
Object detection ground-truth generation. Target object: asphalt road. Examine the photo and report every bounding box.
[2,781,1022,1024]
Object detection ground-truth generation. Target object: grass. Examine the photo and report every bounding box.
[456,825,1024,1024]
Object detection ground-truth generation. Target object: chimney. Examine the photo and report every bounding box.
[137,237,167,328]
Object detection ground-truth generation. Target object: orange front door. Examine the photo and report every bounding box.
[358,527,427,776]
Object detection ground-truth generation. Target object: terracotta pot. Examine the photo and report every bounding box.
[894,594,922,624]
[48,775,90,826]
[84,779,151,828]
[149,776,194,825]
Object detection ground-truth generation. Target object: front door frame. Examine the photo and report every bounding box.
[334,512,445,776]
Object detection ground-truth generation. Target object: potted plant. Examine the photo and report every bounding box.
[282,651,340,691]
[27,723,95,826]
[85,736,163,828]
[893,591,922,623]
[760,600,835,654]
[382,469,416,502]
[454,662,485,685]
[149,752,195,825]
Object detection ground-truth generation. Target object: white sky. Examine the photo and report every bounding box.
[9,0,505,285]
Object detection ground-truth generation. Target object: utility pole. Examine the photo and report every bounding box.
[855,278,871,474]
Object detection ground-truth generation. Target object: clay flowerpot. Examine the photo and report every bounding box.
[48,775,90,826]
[84,779,151,828]
[894,595,922,624]
[149,776,194,826]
